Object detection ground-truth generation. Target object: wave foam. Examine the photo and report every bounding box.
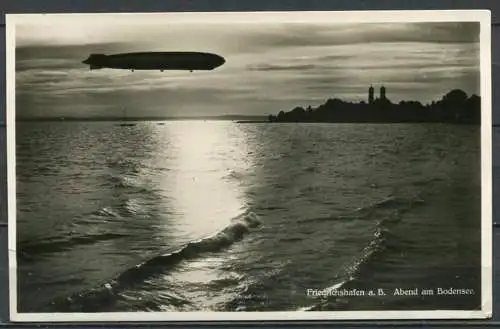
[49,211,262,312]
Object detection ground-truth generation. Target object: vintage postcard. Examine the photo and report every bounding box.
[6,10,492,322]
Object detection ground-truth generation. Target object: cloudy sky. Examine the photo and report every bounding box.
[14,14,480,118]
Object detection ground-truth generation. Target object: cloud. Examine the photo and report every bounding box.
[241,22,479,51]
[246,63,319,71]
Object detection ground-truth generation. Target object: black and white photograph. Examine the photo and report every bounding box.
[7,10,492,321]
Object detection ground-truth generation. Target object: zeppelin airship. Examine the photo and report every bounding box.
[82,52,226,72]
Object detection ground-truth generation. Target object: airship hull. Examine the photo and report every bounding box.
[82,52,225,71]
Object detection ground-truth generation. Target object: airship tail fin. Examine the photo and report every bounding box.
[82,53,107,70]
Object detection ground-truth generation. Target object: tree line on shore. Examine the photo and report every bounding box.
[268,89,480,124]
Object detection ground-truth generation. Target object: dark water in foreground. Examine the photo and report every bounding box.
[16,121,481,313]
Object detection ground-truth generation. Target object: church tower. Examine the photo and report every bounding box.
[380,85,386,100]
[368,85,374,104]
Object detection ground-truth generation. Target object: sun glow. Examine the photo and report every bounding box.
[158,121,249,241]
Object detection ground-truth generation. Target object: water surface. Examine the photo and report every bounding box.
[16,121,481,312]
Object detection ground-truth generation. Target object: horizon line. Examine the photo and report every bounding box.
[15,89,482,120]
[15,114,268,121]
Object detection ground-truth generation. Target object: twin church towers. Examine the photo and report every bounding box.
[368,85,386,104]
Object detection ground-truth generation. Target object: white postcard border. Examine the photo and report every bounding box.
[6,9,493,322]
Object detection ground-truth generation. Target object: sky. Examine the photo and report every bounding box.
[13,14,481,118]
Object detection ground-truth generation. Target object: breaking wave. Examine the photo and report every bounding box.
[46,211,262,312]
[294,195,426,312]
[114,211,261,286]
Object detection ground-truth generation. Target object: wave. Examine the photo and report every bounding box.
[304,166,319,173]
[114,211,262,286]
[87,197,152,222]
[224,169,246,180]
[297,195,425,311]
[297,280,349,311]
[47,211,262,312]
[297,195,425,225]
[102,173,157,197]
[92,207,121,218]
[19,232,128,259]
[106,174,138,189]
[122,198,144,216]
[298,225,388,312]
[106,158,142,173]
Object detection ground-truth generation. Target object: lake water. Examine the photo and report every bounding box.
[15,121,482,312]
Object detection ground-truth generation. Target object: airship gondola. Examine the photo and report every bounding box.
[82,52,225,72]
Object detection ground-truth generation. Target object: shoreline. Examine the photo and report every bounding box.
[235,120,480,125]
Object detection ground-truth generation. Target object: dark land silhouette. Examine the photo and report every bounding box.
[268,87,481,125]
[16,87,481,125]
